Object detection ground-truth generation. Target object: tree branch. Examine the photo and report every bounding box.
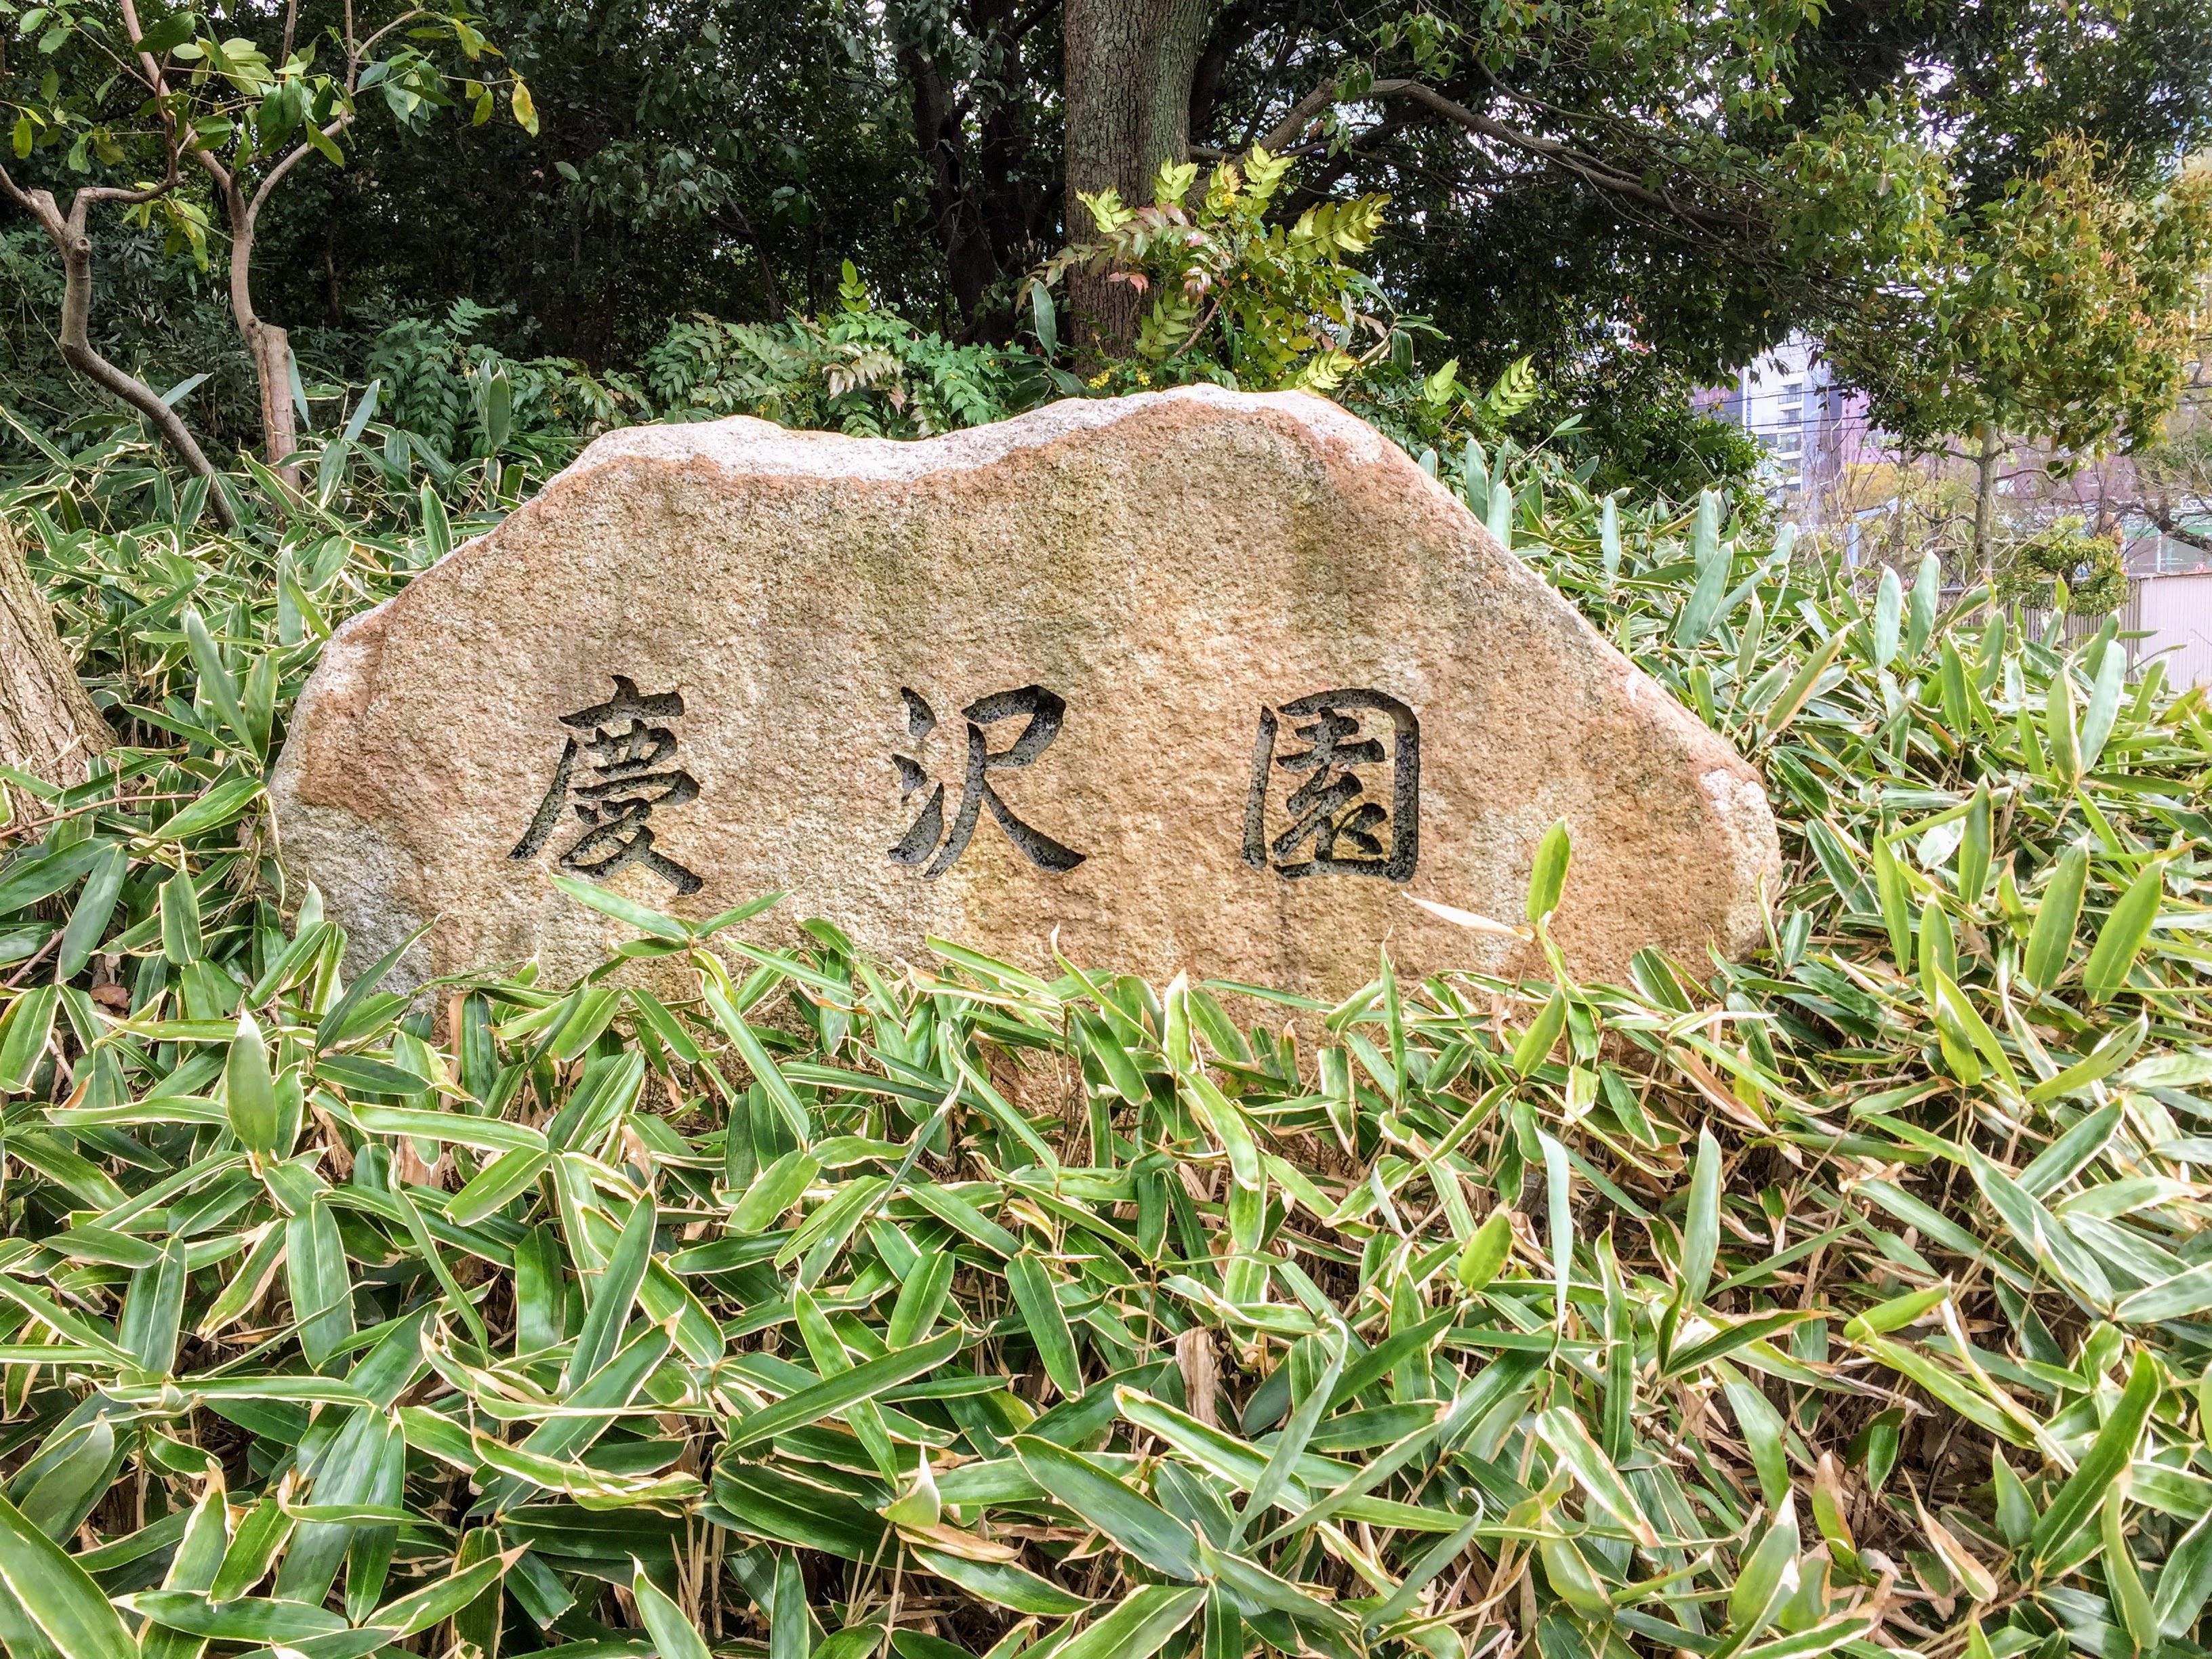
[1252,75,1761,233]
[2145,502,2212,553]
[0,167,237,523]
[352,9,428,87]
[247,115,355,227]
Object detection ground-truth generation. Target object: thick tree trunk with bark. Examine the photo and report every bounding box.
[1062,0,1212,351]
[0,516,111,792]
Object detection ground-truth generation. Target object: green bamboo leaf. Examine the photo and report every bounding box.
[566,1195,657,1389]
[2023,842,2089,992]
[1870,565,1902,667]
[1052,1584,1204,1659]
[0,1483,138,1659]
[121,1234,188,1372]
[159,869,203,964]
[1456,1208,1513,1292]
[0,983,60,1092]
[2033,1350,2160,1568]
[2103,1476,2158,1652]
[354,1107,541,1154]
[181,604,253,752]
[1238,1333,1345,1544]
[1842,1283,1948,1340]
[152,777,264,842]
[314,924,432,1052]
[447,1147,554,1226]
[704,981,811,1145]
[1958,783,1992,901]
[0,837,106,913]
[886,1250,956,1349]
[123,1593,347,1641]
[1905,552,1940,656]
[316,1053,432,1095]
[1673,491,1728,646]
[711,1462,887,1563]
[1011,1433,1202,1580]
[1536,1406,1658,1544]
[1679,1127,1720,1307]
[1872,831,1912,972]
[630,1559,712,1659]
[226,1008,281,1155]
[371,1547,512,1640]
[1540,1532,1614,1620]
[2046,666,2081,785]
[725,1328,963,1451]
[732,1150,820,1235]
[1992,1449,2036,1547]
[2154,1511,2212,1637]
[911,1548,1089,1616]
[2114,1262,2212,1324]
[1716,1365,1790,1509]
[1076,1008,1149,1107]
[2079,640,2125,773]
[1727,1499,1800,1645]
[1197,1534,1358,1638]
[1918,897,1956,985]
[1763,628,1850,737]
[1007,1250,1083,1399]
[2083,858,2167,1003]
[286,1196,354,1368]
[1526,819,1572,924]
[552,874,689,941]
[143,1486,228,1659]
[53,842,126,981]
[769,1549,806,1659]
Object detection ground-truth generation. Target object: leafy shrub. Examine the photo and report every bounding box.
[1994,518,2131,617]
[4,434,2212,1659]
[1575,394,1771,522]
[1042,149,1395,395]
[643,264,1076,438]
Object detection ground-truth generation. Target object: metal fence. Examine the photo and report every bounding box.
[2020,573,2212,685]
[2020,581,2146,661]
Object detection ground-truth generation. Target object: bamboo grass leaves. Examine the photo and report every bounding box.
[4,458,2212,1659]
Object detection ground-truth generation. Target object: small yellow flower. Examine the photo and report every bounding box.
[1087,371,1111,388]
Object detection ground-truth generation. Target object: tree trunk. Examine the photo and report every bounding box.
[1973,430,2000,586]
[220,177,302,492]
[251,319,300,487]
[906,47,1010,327]
[0,515,112,794]
[1062,0,1214,353]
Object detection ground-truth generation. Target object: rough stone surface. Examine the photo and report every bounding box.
[271,386,1781,993]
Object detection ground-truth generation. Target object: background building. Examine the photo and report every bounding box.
[1695,335,2212,682]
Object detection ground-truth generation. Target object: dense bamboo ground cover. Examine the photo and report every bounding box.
[0,445,2209,1659]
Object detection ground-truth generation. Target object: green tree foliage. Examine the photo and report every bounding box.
[7,0,2202,419]
[0,0,534,488]
[1827,138,2212,574]
[644,262,1079,437]
[1832,138,2212,458]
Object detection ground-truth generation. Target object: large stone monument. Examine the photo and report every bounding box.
[271,387,1780,991]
